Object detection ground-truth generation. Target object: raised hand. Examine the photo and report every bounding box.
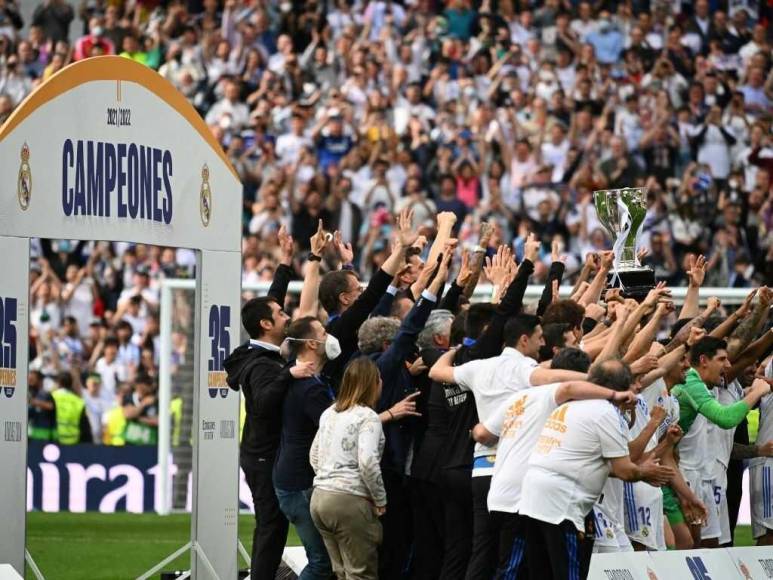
[706,296,722,313]
[397,208,419,248]
[278,225,294,265]
[437,211,458,230]
[484,245,511,286]
[599,250,615,271]
[605,288,623,303]
[687,326,706,346]
[687,254,707,288]
[333,230,354,265]
[456,248,473,287]
[309,219,330,257]
[736,289,758,318]
[655,300,676,317]
[551,238,562,263]
[523,233,540,264]
[643,281,671,308]
[631,354,659,375]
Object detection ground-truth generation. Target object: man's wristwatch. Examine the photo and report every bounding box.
[308,253,322,262]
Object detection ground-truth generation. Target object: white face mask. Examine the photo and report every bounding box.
[323,334,341,360]
[284,334,341,361]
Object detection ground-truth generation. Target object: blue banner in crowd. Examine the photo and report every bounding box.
[27,442,255,513]
[27,442,160,513]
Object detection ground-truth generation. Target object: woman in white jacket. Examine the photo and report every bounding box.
[309,357,386,580]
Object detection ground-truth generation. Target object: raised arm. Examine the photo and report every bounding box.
[579,250,614,307]
[537,241,566,317]
[728,288,771,361]
[428,347,457,385]
[679,254,706,320]
[298,221,329,318]
[267,225,295,305]
[462,222,493,299]
[623,300,674,364]
[554,381,635,406]
[425,212,457,269]
[728,329,773,383]
[628,405,666,462]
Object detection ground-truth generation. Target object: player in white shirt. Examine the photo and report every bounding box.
[672,337,771,547]
[472,348,634,578]
[519,360,674,580]
[751,359,773,545]
[619,395,670,551]
[429,315,587,580]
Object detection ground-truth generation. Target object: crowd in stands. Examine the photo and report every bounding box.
[2,0,773,578]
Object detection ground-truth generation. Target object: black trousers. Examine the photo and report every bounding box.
[524,517,593,580]
[243,462,289,580]
[492,512,529,580]
[464,475,500,580]
[409,477,445,580]
[726,458,745,545]
[380,469,412,579]
[439,467,473,580]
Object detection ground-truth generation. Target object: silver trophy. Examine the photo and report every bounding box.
[593,187,655,299]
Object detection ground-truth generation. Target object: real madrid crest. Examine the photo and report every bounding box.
[200,164,212,227]
[17,142,31,210]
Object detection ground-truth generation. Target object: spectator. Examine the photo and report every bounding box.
[310,357,386,580]
[51,371,92,445]
[73,16,115,61]
[27,370,56,441]
[121,376,159,445]
[32,0,74,45]
[83,373,110,444]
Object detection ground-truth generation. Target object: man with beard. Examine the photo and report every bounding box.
[223,228,294,580]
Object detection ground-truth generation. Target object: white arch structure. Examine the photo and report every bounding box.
[0,56,242,579]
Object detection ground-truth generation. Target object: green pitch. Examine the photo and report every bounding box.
[26,512,300,580]
[24,512,756,579]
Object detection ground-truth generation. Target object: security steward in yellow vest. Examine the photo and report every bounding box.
[51,372,92,445]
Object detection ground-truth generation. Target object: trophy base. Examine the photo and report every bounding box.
[605,267,656,301]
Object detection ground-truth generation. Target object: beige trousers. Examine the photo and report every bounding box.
[310,488,382,580]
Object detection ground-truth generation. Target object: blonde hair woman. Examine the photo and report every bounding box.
[309,357,386,580]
